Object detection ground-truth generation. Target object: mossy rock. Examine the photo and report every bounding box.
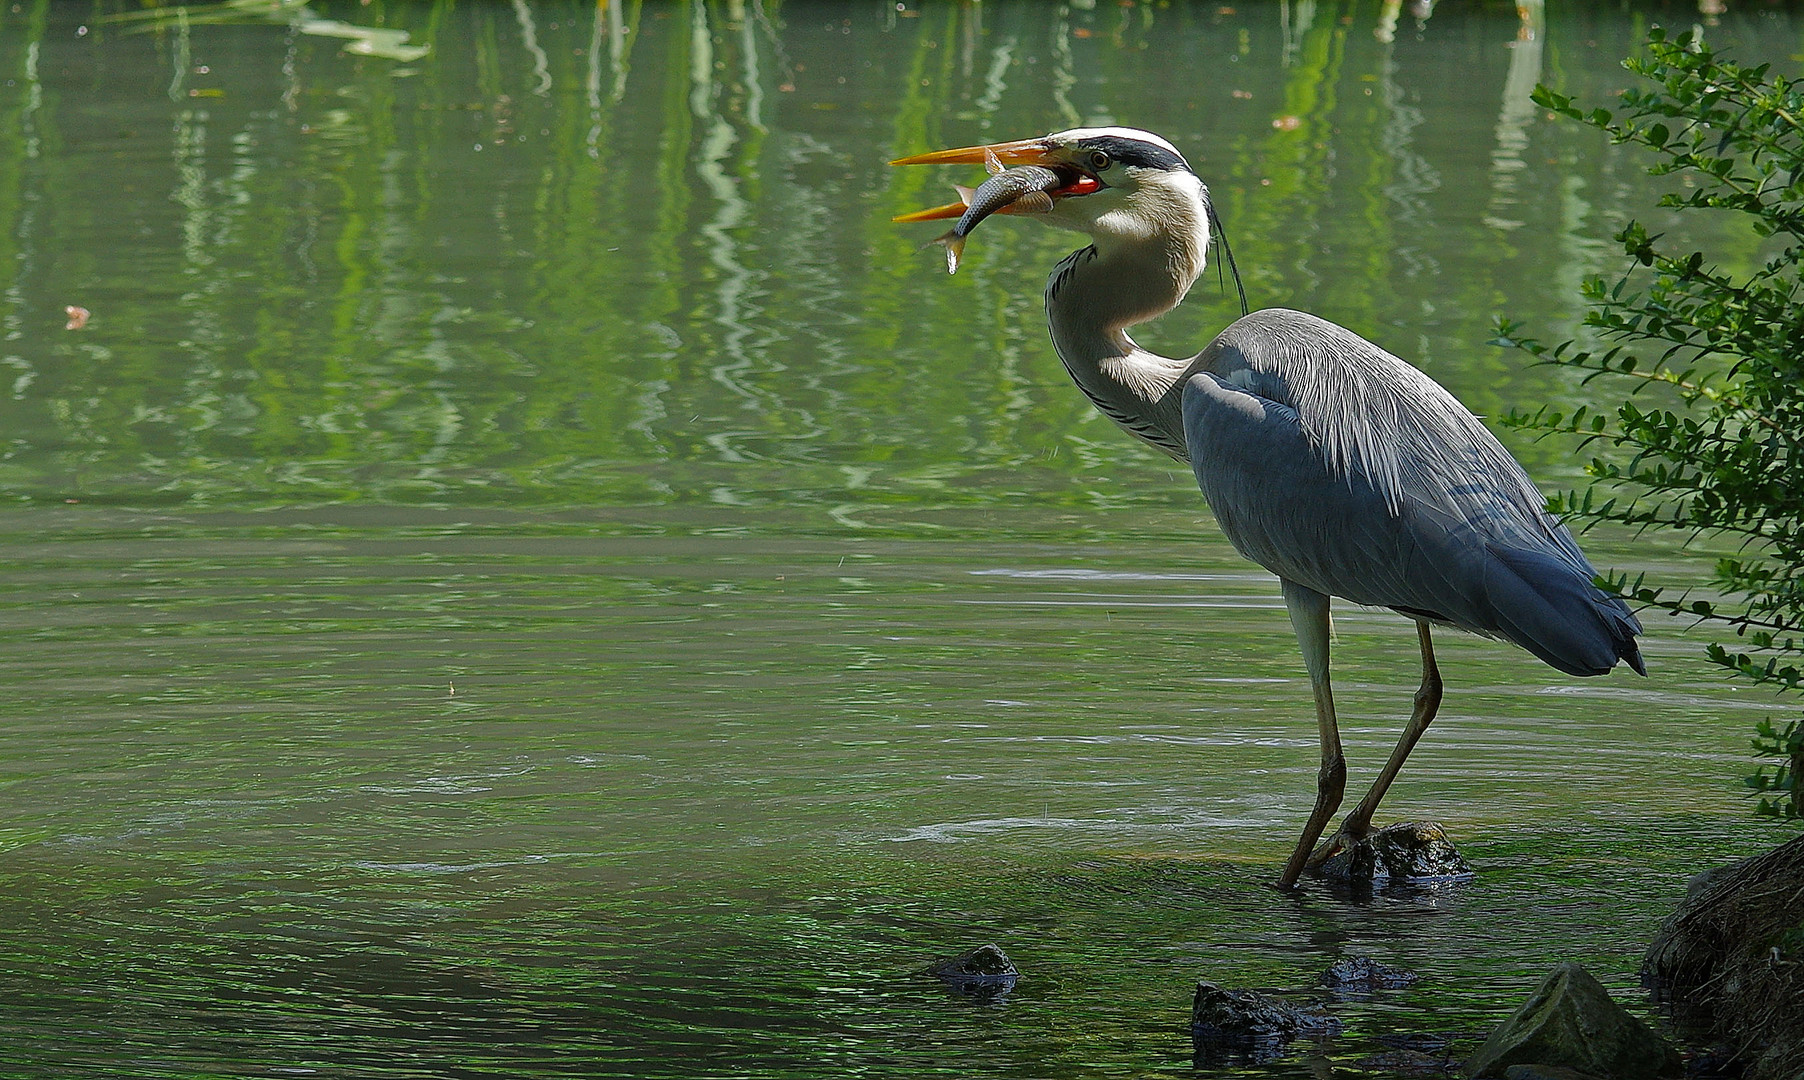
[1463,963,1679,1079]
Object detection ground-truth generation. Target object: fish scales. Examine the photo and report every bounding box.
[934,165,1071,274]
[955,165,1065,236]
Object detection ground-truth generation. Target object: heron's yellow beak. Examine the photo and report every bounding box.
[890,200,969,224]
[888,137,1058,168]
[889,137,1066,223]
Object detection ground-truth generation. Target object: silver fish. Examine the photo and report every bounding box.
[933,164,1068,274]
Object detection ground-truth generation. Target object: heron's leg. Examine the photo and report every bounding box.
[1276,580,1344,890]
[1306,621,1443,865]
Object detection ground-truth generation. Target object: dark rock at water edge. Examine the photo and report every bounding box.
[1316,821,1474,886]
[1191,981,1341,1064]
[926,944,1019,994]
[1462,962,1681,1078]
[1643,832,1804,1080]
[1321,955,1420,996]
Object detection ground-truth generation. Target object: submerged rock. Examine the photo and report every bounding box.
[1354,1031,1479,1076]
[1316,821,1474,886]
[1190,980,1340,1064]
[1500,1066,1606,1080]
[1357,1049,1460,1077]
[1462,962,1680,1078]
[1320,955,1420,996]
[1356,1032,1466,1076]
[926,943,1019,995]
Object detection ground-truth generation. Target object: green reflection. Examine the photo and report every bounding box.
[3,0,1795,514]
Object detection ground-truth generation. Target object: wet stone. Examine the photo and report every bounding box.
[1316,821,1475,886]
[926,944,1019,995]
[1190,981,1341,1064]
[1321,955,1421,996]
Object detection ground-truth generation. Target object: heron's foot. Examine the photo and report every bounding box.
[1303,819,1375,871]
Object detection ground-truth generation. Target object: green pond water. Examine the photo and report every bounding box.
[1,0,1799,1076]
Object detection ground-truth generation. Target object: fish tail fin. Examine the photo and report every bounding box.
[931,230,967,274]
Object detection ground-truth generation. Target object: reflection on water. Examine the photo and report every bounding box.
[0,1,1798,1076]
[4,0,1796,510]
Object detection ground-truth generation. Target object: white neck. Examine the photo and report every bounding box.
[1043,224,1209,460]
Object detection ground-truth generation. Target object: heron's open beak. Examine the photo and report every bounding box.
[891,199,979,224]
[889,137,1059,168]
[889,137,1098,222]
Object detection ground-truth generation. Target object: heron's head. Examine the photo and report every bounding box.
[892,127,1211,258]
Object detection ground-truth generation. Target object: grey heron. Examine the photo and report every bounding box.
[892,128,1645,890]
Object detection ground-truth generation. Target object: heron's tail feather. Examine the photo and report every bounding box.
[1484,543,1645,677]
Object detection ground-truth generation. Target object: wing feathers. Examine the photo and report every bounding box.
[1181,368,1643,676]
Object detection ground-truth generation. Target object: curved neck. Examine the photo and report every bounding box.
[1044,232,1207,460]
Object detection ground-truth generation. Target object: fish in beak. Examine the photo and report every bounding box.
[891,138,1103,273]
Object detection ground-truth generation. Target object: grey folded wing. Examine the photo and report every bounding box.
[1180,370,1643,677]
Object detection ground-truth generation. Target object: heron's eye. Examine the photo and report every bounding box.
[1088,150,1112,171]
